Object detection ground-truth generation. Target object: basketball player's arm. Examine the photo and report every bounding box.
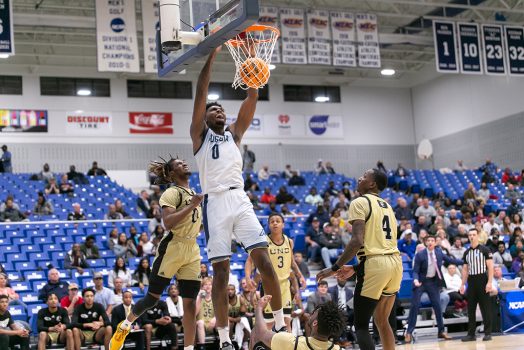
[252,296,276,348]
[230,88,258,143]
[191,49,219,151]
[460,263,469,294]
[289,239,306,290]
[244,255,257,290]
[162,195,203,230]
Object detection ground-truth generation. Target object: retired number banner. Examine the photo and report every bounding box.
[356,13,380,68]
[307,10,331,65]
[96,0,140,72]
[0,0,14,56]
[141,0,159,73]
[330,12,356,67]
[482,24,506,75]
[457,23,482,74]
[259,6,280,64]
[505,26,524,76]
[433,21,458,73]
[280,8,307,64]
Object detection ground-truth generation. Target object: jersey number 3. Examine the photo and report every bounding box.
[212,144,220,159]
[277,256,284,268]
[382,215,392,240]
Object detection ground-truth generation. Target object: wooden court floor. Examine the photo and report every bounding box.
[394,333,524,350]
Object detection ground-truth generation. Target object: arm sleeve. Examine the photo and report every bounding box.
[270,332,295,350]
[37,309,47,332]
[159,189,181,210]
[348,197,370,223]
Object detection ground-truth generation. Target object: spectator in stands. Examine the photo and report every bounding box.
[341,181,353,201]
[283,164,294,179]
[0,274,24,310]
[143,298,178,350]
[227,284,249,348]
[463,183,477,203]
[413,216,430,235]
[508,201,522,219]
[67,165,88,185]
[247,191,262,210]
[111,290,145,350]
[502,167,518,184]
[479,159,497,177]
[64,243,89,275]
[293,252,310,279]
[512,250,524,274]
[395,163,408,177]
[485,230,500,252]
[112,278,124,306]
[200,264,209,279]
[331,192,349,210]
[150,185,163,203]
[483,213,500,234]
[315,159,328,175]
[196,277,215,349]
[71,288,112,350]
[376,160,387,173]
[415,198,437,223]
[0,145,12,173]
[137,232,154,257]
[0,198,26,222]
[258,165,270,181]
[0,295,30,350]
[37,292,73,350]
[0,195,18,213]
[324,181,339,198]
[319,223,343,268]
[67,203,86,221]
[114,199,131,218]
[87,161,107,176]
[328,276,354,346]
[405,236,459,342]
[242,145,256,172]
[478,182,490,203]
[280,204,297,219]
[108,228,119,250]
[137,190,151,215]
[60,283,83,317]
[398,230,417,260]
[133,258,151,291]
[288,170,306,186]
[462,213,475,231]
[38,269,69,302]
[305,217,322,263]
[481,169,495,184]
[113,232,138,259]
[260,187,275,205]
[394,198,412,221]
[44,177,60,195]
[148,202,162,233]
[80,235,99,259]
[450,239,466,260]
[437,229,452,253]
[495,211,507,226]
[104,204,123,220]
[39,163,54,183]
[501,216,513,235]
[493,242,513,270]
[443,264,467,317]
[506,184,521,201]
[58,174,74,196]
[455,160,467,171]
[304,187,323,206]
[244,174,259,192]
[510,237,523,258]
[509,226,523,248]
[325,161,336,174]
[33,192,54,216]
[109,257,133,288]
[93,272,113,316]
[166,284,184,328]
[306,280,332,314]
[275,186,298,205]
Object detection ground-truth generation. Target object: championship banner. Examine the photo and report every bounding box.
[505,26,524,76]
[433,21,458,73]
[0,110,48,133]
[307,10,331,65]
[356,13,380,68]
[264,114,306,138]
[129,112,173,134]
[66,112,112,135]
[306,115,344,138]
[95,0,140,72]
[280,8,307,64]
[482,24,506,75]
[259,6,280,64]
[457,23,482,74]
[330,12,356,67]
[141,0,159,73]
[0,0,14,56]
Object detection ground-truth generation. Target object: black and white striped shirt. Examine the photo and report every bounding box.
[463,245,492,276]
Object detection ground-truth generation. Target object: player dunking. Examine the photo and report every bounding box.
[317,169,403,350]
[110,158,203,350]
[192,48,285,350]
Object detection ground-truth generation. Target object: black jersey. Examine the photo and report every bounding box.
[37,307,70,332]
[71,302,109,329]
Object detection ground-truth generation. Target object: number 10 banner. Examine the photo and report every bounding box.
[458,23,482,74]
[505,26,524,76]
[433,21,458,73]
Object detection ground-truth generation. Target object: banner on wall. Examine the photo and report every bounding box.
[306,115,344,138]
[356,13,380,68]
[264,114,306,137]
[482,24,506,75]
[0,110,48,132]
[505,26,524,76]
[141,0,159,73]
[259,6,281,64]
[95,0,140,72]
[226,115,263,137]
[66,112,112,135]
[129,112,173,134]
[330,12,356,67]
[280,8,307,64]
[307,9,331,65]
[433,21,459,73]
[0,0,14,56]
[457,23,483,74]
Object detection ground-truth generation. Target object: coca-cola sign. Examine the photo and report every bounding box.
[129,112,173,134]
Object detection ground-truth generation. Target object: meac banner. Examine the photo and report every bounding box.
[307,9,331,65]
[280,8,307,64]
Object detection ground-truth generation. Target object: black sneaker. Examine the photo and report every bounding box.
[483,335,492,341]
[221,342,235,350]
[461,336,476,342]
[271,325,288,333]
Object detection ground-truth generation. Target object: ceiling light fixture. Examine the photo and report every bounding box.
[77,89,92,96]
[207,93,219,101]
[0,54,10,59]
[268,64,276,70]
[381,68,396,76]
[315,96,330,103]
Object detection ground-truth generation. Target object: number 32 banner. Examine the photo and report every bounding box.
[505,26,524,76]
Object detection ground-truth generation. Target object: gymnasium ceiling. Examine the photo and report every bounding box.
[5,0,524,87]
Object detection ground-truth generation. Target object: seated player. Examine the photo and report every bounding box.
[111,291,144,350]
[239,278,258,328]
[166,284,184,332]
[71,288,112,350]
[196,277,216,349]
[227,284,251,349]
[37,293,73,350]
[142,299,178,350]
[0,295,30,350]
[251,295,345,350]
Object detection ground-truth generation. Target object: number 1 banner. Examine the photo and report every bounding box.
[458,23,482,74]
[482,24,506,75]
[433,21,458,73]
[505,26,524,76]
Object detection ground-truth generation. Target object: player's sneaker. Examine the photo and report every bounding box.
[109,321,130,350]
[220,341,235,350]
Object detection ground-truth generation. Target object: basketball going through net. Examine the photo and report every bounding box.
[225,24,280,90]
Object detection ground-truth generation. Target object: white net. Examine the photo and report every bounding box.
[225,25,279,90]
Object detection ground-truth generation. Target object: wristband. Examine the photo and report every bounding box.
[331,263,340,272]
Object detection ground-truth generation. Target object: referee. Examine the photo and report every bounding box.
[460,228,494,342]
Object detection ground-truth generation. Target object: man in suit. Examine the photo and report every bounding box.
[405,235,463,342]
[328,275,354,346]
[137,190,151,216]
[111,291,145,350]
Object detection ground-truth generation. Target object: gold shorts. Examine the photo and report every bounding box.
[263,280,292,320]
[356,254,403,300]
[47,331,61,344]
[81,330,95,343]
[152,237,201,282]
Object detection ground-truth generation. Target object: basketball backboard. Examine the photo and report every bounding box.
[157,0,259,77]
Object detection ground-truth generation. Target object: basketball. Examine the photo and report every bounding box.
[239,57,270,89]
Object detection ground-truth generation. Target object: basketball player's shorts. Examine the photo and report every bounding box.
[47,331,62,345]
[149,234,201,297]
[81,330,95,344]
[261,280,292,321]
[202,188,268,262]
[355,253,402,300]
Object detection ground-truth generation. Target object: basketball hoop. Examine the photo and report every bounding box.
[225,24,280,90]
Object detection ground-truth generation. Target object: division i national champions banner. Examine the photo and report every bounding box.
[96,0,140,72]
[0,0,14,56]
[141,0,159,73]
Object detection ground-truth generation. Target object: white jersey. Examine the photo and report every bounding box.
[195,127,244,194]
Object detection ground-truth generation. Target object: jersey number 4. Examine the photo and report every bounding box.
[382,215,392,240]
[212,144,220,159]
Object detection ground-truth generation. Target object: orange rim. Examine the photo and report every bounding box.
[226,24,280,48]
